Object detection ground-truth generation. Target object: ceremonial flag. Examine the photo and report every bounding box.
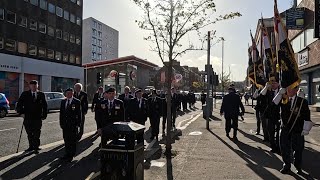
[247,46,255,84]
[274,0,301,89]
[261,17,276,81]
[250,30,265,88]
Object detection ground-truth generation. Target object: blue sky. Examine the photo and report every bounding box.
[83,0,292,81]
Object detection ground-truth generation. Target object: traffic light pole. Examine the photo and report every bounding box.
[206,31,210,130]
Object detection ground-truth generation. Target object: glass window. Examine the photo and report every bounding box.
[29,45,37,55]
[76,0,81,6]
[64,10,69,20]
[98,23,102,30]
[47,49,54,59]
[30,0,38,6]
[0,8,4,20]
[56,29,62,39]
[70,14,75,23]
[76,36,81,45]
[56,7,63,17]
[0,37,3,49]
[76,17,81,26]
[40,0,47,10]
[305,28,317,46]
[30,19,37,31]
[63,53,68,62]
[18,42,27,54]
[55,51,61,60]
[18,16,27,27]
[7,11,16,24]
[70,54,75,63]
[38,47,46,57]
[70,34,75,43]
[53,93,64,98]
[91,52,96,59]
[92,29,97,36]
[98,47,102,53]
[5,39,16,51]
[98,31,102,37]
[48,3,55,14]
[98,54,102,60]
[93,21,97,28]
[48,26,54,36]
[92,45,96,52]
[92,37,96,44]
[39,23,46,33]
[98,39,102,46]
[63,32,69,41]
[76,56,81,64]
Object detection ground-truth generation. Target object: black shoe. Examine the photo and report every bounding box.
[66,157,73,162]
[60,156,69,160]
[226,134,230,138]
[270,148,277,153]
[295,167,302,175]
[34,147,41,151]
[34,150,39,154]
[233,137,238,142]
[25,147,34,152]
[280,168,291,174]
[255,130,260,135]
[262,139,269,142]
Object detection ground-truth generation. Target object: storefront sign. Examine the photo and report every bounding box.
[0,63,20,72]
[298,49,309,67]
[286,8,305,29]
[315,0,320,38]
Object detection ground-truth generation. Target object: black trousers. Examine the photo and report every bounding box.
[225,115,238,137]
[268,118,280,150]
[162,116,167,132]
[183,102,187,110]
[63,128,77,158]
[24,120,42,149]
[150,116,160,137]
[280,128,304,169]
[259,112,269,140]
[78,114,86,140]
[172,110,177,128]
[256,110,261,132]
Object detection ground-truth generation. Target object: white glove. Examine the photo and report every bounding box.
[301,130,309,136]
[260,85,269,96]
[273,88,286,105]
[253,89,259,99]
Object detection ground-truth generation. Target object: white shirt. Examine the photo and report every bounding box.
[65,97,73,108]
[31,91,37,99]
[108,99,114,109]
[137,98,142,108]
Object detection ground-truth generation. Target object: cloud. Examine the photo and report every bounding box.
[181,54,222,72]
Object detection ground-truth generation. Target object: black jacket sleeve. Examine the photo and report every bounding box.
[40,92,48,119]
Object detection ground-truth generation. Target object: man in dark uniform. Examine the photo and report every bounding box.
[200,91,206,106]
[118,86,133,121]
[220,86,245,141]
[182,91,188,111]
[148,90,162,141]
[59,88,82,162]
[17,80,47,153]
[255,89,268,139]
[74,83,88,141]
[171,87,178,129]
[263,79,281,153]
[161,95,167,135]
[129,89,148,125]
[279,86,311,174]
[91,86,104,130]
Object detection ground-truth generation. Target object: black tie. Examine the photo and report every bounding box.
[32,93,36,101]
[67,99,70,109]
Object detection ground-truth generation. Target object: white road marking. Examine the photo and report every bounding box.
[150,160,166,167]
[47,120,59,124]
[0,128,16,132]
[0,118,22,122]
[0,131,96,163]
[178,112,203,130]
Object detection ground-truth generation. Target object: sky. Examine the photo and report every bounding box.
[83,0,292,82]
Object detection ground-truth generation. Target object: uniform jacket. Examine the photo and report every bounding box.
[17,90,48,121]
[99,98,125,128]
[280,96,310,134]
[129,97,148,124]
[59,98,82,129]
[148,96,162,118]
[220,92,245,117]
[74,91,88,114]
[91,92,103,111]
[264,90,280,121]
[201,94,206,104]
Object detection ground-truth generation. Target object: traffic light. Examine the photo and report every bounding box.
[97,72,102,84]
[213,74,219,86]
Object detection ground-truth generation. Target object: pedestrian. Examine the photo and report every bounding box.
[118,86,133,121]
[130,86,136,98]
[236,91,245,121]
[256,86,269,141]
[91,86,104,130]
[148,90,162,141]
[16,80,48,153]
[279,85,312,175]
[200,91,206,106]
[182,91,188,111]
[171,87,178,129]
[244,92,249,105]
[129,89,148,125]
[220,86,245,141]
[73,83,88,141]
[59,88,82,162]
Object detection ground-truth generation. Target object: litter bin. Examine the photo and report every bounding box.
[203,98,213,118]
[100,122,145,180]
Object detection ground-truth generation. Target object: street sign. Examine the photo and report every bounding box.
[315,0,320,38]
[286,8,305,29]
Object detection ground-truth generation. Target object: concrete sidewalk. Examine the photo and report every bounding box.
[144,109,320,180]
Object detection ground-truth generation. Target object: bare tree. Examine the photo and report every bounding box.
[133,0,241,156]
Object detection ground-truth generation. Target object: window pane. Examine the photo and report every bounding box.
[63,53,68,62]
[92,45,96,52]
[98,31,102,38]
[76,17,81,26]
[48,3,55,14]
[29,45,37,55]
[64,10,69,20]
[70,54,75,63]
[47,49,54,59]
[48,26,54,36]
[76,36,81,45]
[70,14,75,23]
[63,32,69,41]
[7,11,16,24]
[56,29,62,39]
[76,56,81,64]
[93,21,97,28]
[98,39,102,46]
[98,23,102,30]
[40,0,47,10]
[55,51,61,60]
[30,19,37,30]
[77,0,81,6]
[18,42,27,54]
[71,0,76,3]
[39,23,46,33]
[92,37,96,44]
[70,34,75,43]
[0,8,4,20]
[30,0,38,6]
[5,39,16,51]
[0,37,3,49]
[38,47,46,57]
[56,7,63,17]
[91,52,95,59]
[18,16,27,27]
[98,54,102,60]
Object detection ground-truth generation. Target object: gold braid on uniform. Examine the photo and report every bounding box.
[282,94,289,104]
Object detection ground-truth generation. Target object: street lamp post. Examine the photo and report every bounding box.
[221,37,225,95]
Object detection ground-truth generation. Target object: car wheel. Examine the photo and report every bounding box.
[0,109,7,118]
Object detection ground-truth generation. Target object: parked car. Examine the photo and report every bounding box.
[44,92,65,112]
[0,93,10,118]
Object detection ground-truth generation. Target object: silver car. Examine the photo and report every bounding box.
[44,92,65,112]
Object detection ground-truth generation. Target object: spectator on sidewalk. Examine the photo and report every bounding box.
[200,91,206,106]
[220,86,245,141]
